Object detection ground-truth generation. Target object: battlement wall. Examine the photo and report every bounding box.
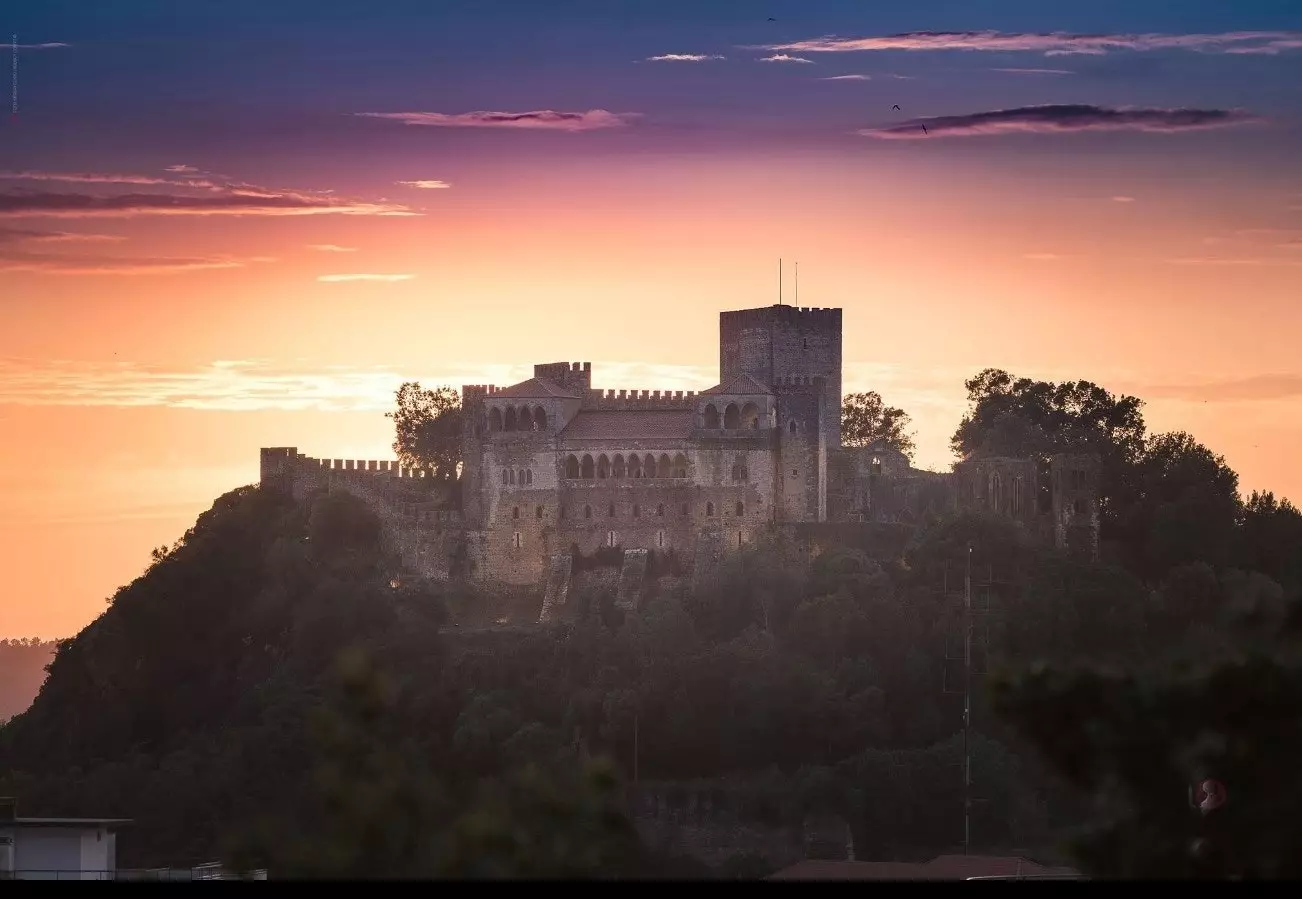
[580,388,699,410]
[719,305,842,332]
[461,384,501,403]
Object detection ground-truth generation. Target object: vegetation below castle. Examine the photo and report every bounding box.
[2,368,1301,878]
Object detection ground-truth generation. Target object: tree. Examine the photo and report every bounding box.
[387,382,462,480]
[841,391,917,458]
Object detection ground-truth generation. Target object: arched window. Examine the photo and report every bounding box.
[627,455,642,478]
[673,454,689,478]
[612,454,626,478]
[657,454,671,478]
[518,469,527,486]
[535,505,544,519]
[644,454,656,479]
[1012,478,1023,516]
[723,403,740,429]
[703,404,720,429]
[503,406,517,431]
[583,505,592,519]
[706,502,715,516]
[581,454,595,479]
[501,468,510,484]
[597,454,610,479]
[657,530,665,548]
[565,455,580,478]
[990,472,1002,513]
[789,420,797,435]
[512,506,519,519]
[633,504,640,518]
[488,407,503,432]
[513,532,522,548]
[533,406,547,431]
[735,501,744,517]
[739,402,760,429]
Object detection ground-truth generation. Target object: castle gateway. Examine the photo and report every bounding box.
[261,304,1099,617]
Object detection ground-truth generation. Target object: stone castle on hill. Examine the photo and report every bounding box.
[261,304,1099,620]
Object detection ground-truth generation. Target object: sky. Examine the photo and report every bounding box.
[2,0,1301,638]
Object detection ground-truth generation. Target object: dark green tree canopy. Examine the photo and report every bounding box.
[841,391,917,459]
[387,382,462,480]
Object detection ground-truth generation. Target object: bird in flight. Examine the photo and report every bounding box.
[768,17,776,22]
[921,123,928,135]
[892,104,900,111]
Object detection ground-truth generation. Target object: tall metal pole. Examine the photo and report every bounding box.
[779,258,783,305]
[633,712,640,784]
[963,543,972,856]
[795,262,799,305]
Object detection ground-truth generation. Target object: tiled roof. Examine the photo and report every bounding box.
[700,372,773,396]
[491,377,578,399]
[558,410,695,441]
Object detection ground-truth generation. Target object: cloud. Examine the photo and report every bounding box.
[0,42,69,50]
[0,250,273,276]
[396,180,451,189]
[0,170,221,189]
[0,190,413,219]
[1112,195,1136,202]
[164,164,199,173]
[760,30,1302,56]
[354,109,638,131]
[859,104,1263,139]
[646,53,725,62]
[1163,256,1302,266]
[1136,374,1302,403]
[990,67,1074,75]
[307,244,356,252]
[0,226,125,244]
[760,54,813,64]
[821,74,871,81]
[316,273,414,282]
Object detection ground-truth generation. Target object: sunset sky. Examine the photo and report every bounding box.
[3,1,1301,638]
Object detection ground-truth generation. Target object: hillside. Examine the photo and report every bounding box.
[2,466,1300,877]
[0,639,59,723]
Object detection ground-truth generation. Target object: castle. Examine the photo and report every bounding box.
[261,304,1099,619]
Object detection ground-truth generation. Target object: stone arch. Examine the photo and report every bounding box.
[584,504,592,519]
[503,406,518,431]
[597,454,610,479]
[673,453,688,478]
[612,454,626,478]
[731,463,743,482]
[788,420,797,435]
[643,454,655,477]
[657,453,671,478]
[581,454,595,479]
[739,402,760,429]
[524,469,532,486]
[628,454,642,478]
[489,407,503,431]
[706,501,715,516]
[566,455,580,478]
[533,406,547,431]
[990,472,1002,512]
[703,403,720,429]
[723,403,740,429]
[735,501,744,517]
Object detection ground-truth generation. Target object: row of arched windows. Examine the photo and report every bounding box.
[502,468,533,486]
[488,405,547,432]
[558,500,748,519]
[989,472,1025,516]
[702,402,762,430]
[565,453,689,480]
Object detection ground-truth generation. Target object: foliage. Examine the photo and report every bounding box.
[841,391,917,458]
[387,381,462,481]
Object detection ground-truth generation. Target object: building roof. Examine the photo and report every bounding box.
[767,855,1082,881]
[558,409,696,441]
[700,373,773,397]
[491,377,578,399]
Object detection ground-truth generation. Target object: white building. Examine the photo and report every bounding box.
[1,798,130,881]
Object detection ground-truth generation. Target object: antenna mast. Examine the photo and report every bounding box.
[963,543,972,856]
[795,262,799,305]
[779,258,783,305]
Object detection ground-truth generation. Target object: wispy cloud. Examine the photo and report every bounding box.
[761,30,1302,56]
[646,53,725,62]
[821,74,871,81]
[307,244,356,252]
[1112,195,1136,202]
[0,41,69,50]
[760,54,813,64]
[859,104,1263,139]
[316,273,414,283]
[0,190,412,219]
[355,109,638,131]
[991,67,1074,75]
[0,227,125,244]
[0,170,221,189]
[164,164,199,174]
[1163,256,1302,266]
[0,253,270,276]
[396,180,451,189]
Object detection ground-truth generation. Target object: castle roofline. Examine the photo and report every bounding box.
[700,373,773,396]
[489,377,579,399]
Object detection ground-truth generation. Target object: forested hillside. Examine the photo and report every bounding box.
[3,370,1300,879]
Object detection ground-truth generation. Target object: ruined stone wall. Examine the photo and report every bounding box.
[1049,453,1101,561]
[954,456,1040,525]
